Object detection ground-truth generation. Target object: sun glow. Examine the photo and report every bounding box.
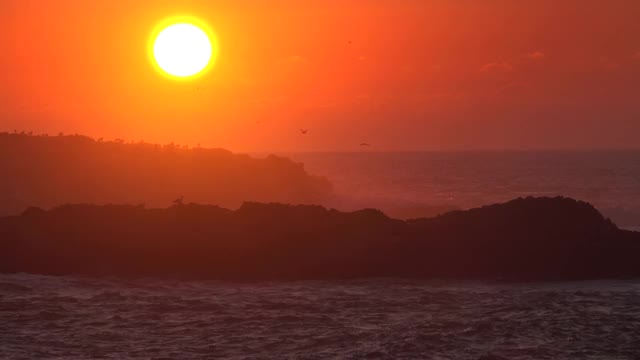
[150,18,217,79]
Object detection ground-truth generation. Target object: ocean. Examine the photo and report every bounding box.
[288,151,640,229]
[2,274,639,359]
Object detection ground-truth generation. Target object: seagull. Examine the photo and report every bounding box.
[360,143,371,147]
[300,129,309,135]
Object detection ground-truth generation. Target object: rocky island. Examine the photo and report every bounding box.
[1,197,638,281]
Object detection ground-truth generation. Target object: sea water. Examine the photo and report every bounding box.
[1,274,639,359]
[290,151,640,229]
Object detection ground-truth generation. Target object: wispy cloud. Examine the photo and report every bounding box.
[480,62,514,73]
[525,51,545,60]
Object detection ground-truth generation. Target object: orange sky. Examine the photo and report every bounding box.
[1,0,639,151]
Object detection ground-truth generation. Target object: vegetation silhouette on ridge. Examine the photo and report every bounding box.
[1,196,639,280]
[0,132,332,216]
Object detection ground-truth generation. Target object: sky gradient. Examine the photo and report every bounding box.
[1,0,639,151]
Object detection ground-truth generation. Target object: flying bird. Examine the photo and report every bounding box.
[300,129,309,135]
[360,143,371,147]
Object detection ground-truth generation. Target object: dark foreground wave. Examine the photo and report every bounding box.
[1,273,640,359]
[1,197,640,280]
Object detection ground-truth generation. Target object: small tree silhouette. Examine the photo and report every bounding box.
[172,196,184,206]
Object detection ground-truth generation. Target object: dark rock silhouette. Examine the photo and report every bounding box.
[0,133,332,216]
[385,204,460,220]
[0,197,639,280]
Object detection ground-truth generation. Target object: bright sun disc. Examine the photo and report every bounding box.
[152,21,215,78]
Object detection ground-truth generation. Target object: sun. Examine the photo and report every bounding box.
[150,17,217,79]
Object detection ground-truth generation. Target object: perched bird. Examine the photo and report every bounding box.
[300,129,309,135]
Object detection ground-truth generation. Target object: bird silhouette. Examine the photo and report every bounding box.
[360,143,371,147]
[300,129,309,135]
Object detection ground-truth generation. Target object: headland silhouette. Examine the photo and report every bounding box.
[0,132,332,216]
[1,197,638,281]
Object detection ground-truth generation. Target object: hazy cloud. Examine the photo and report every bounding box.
[633,51,640,60]
[525,51,545,60]
[480,62,514,73]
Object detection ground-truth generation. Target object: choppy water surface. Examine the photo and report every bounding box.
[1,274,639,359]
[289,151,640,228]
